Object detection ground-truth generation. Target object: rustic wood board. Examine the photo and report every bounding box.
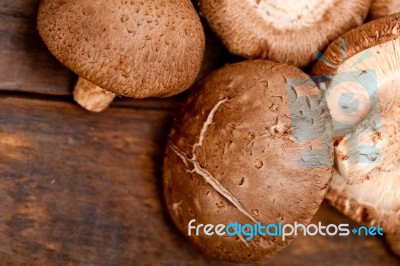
[0,97,398,266]
[0,0,74,95]
[0,0,399,265]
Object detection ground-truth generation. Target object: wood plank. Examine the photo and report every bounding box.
[0,96,398,265]
[271,204,400,266]
[0,0,74,95]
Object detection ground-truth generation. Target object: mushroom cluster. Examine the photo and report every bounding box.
[37,0,400,263]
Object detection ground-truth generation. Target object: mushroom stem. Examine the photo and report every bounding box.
[73,77,116,112]
[335,112,382,185]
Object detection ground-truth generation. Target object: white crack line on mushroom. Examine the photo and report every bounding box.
[169,143,253,247]
[192,98,229,155]
[169,98,260,246]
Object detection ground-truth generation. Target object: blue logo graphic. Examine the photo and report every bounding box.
[286,38,382,168]
[286,76,333,169]
[339,92,359,114]
[188,219,384,241]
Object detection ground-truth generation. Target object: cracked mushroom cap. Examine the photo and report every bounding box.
[312,14,400,232]
[199,0,371,68]
[37,0,205,98]
[370,0,400,20]
[163,60,333,262]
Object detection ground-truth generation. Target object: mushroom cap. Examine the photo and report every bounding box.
[370,0,400,20]
[335,74,400,185]
[328,49,400,232]
[199,0,371,68]
[312,13,400,76]
[311,13,400,135]
[163,60,333,262]
[313,14,400,233]
[327,170,400,233]
[37,0,205,98]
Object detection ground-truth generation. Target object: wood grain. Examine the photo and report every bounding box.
[0,97,397,266]
[0,0,399,265]
[0,0,74,95]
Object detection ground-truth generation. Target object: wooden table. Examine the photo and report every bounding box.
[0,1,399,265]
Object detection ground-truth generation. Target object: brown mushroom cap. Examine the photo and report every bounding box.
[327,170,400,233]
[311,13,400,135]
[37,0,205,98]
[335,76,400,185]
[328,52,400,232]
[163,60,333,262]
[199,0,371,68]
[312,13,400,77]
[370,0,400,20]
[313,14,400,233]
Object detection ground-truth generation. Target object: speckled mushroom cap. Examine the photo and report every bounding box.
[163,60,333,262]
[199,0,371,68]
[37,0,205,98]
[370,0,400,20]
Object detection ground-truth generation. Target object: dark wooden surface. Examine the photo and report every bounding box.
[0,1,399,265]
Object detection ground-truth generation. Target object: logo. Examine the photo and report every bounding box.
[188,220,384,241]
[286,38,382,168]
